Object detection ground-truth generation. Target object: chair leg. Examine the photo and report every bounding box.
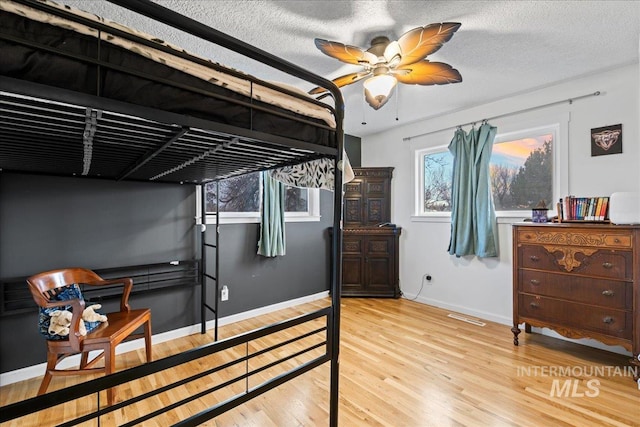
[37,352,58,396]
[144,319,152,363]
[105,346,116,406]
[80,351,89,369]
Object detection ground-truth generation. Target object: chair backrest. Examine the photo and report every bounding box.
[27,268,102,307]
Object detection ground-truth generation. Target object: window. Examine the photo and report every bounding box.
[203,172,319,224]
[491,132,553,212]
[421,149,453,212]
[206,173,260,214]
[415,123,562,218]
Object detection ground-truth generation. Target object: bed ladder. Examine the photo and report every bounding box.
[200,182,220,340]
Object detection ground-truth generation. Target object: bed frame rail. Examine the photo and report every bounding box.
[1,0,341,184]
[0,306,333,425]
[0,78,333,184]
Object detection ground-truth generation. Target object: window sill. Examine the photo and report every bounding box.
[204,214,320,225]
[411,215,531,224]
[411,215,450,223]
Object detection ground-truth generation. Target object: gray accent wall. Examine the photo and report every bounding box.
[0,172,333,373]
[0,174,196,276]
[204,190,334,318]
[345,134,361,167]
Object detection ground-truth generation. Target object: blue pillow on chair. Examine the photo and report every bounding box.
[38,284,102,340]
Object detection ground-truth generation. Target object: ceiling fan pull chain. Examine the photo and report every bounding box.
[361,91,367,125]
[395,85,399,121]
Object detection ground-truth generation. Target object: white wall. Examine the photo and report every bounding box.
[361,64,639,350]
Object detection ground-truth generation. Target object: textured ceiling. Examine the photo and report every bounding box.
[64,1,640,137]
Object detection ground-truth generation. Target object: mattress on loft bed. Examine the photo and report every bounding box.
[0,0,337,148]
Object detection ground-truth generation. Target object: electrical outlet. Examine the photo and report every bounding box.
[423,273,432,285]
[221,285,229,301]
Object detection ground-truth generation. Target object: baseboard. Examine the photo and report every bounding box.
[404,294,631,356]
[404,294,512,326]
[0,291,329,387]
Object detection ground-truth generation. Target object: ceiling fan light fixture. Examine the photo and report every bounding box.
[363,74,397,110]
[312,22,462,108]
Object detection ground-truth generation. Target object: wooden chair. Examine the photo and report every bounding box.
[27,268,152,406]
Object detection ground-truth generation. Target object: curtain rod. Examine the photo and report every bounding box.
[402,91,601,142]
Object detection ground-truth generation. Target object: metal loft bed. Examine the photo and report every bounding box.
[0,0,344,425]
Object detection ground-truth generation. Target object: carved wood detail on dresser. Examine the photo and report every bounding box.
[512,223,640,382]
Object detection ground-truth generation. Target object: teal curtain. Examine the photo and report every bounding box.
[257,171,286,257]
[448,122,499,258]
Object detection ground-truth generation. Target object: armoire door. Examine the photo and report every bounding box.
[364,235,396,295]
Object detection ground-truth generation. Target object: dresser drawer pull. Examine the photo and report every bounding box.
[603,316,614,324]
[602,262,613,269]
[530,279,540,285]
[529,302,539,309]
[602,290,615,297]
[614,238,621,243]
[529,255,540,262]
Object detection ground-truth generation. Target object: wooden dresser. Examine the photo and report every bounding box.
[512,223,640,379]
[334,167,401,297]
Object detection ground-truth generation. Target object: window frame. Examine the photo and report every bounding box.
[196,180,321,225]
[412,114,569,222]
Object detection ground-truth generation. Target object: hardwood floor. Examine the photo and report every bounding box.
[1,298,639,426]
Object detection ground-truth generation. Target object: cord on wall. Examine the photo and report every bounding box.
[403,273,430,301]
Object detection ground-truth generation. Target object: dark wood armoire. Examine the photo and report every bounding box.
[337,167,401,298]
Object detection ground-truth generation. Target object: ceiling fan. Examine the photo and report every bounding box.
[310,23,463,110]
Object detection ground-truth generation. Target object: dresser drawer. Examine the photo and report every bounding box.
[519,294,632,339]
[516,228,632,249]
[519,270,630,309]
[518,245,632,280]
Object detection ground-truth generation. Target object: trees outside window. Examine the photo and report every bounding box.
[285,187,308,212]
[423,151,453,212]
[491,135,553,211]
[206,172,260,213]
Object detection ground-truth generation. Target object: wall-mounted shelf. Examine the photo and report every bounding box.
[0,260,198,316]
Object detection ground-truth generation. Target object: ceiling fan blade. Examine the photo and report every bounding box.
[395,60,462,85]
[397,23,461,66]
[308,71,371,95]
[314,38,377,65]
[332,71,371,87]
